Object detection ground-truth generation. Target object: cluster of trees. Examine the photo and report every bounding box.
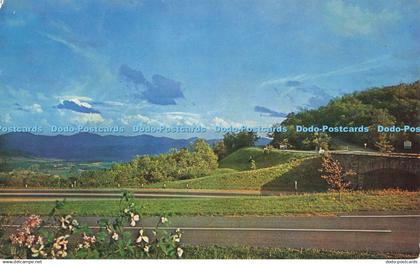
[270,81,420,152]
[0,170,64,187]
[212,131,258,160]
[78,139,218,187]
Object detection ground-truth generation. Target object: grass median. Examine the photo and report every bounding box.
[183,245,417,259]
[0,191,418,216]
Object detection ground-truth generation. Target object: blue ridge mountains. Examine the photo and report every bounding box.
[0,132,270,162]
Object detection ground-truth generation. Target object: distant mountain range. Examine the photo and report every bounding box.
[0,133,270,162]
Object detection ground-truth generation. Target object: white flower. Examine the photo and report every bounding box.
[105,225,112,234]
[82,233,96,248]
[160,216,168,224]
[177,247,183,258]
[124,208,130,214]
[112,232,119,241]
[130,213,140,226]
[173,228,182,242]
[173,235,181,243]
[136,229,149,243]
[59,215,77,232]
[143,245,149,253]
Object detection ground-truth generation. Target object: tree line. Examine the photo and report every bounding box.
[269,81,420,152]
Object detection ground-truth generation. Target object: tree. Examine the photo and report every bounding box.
[319,153,356,200]
[312,132,330,150]
[248,158,256,170]
[375,134,395,153]
[223,131,258,154]
[212,141,226,161]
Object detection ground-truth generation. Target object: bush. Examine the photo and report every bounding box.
[0,192,184,259]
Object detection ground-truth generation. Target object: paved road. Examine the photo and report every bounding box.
[3,214,419,253]
[0,189,296,201]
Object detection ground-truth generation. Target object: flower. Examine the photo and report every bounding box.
[136,229,149,243]
[82,233,96,249]
[176,247,184,258]
[24,215,41,229]
[105,225,113,234]
[31,236,46,257]
[59,215,78,232]
[143,245,149,253]
[172,228,182,243]
[25,234,36,248]
[124,208,130,214]
[112,232,119,241]
[130,212,140,227]
[160,216,168,224]
[9,229,30,247]
[51,235,69,259]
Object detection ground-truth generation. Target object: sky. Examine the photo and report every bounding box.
[0,0,419,138]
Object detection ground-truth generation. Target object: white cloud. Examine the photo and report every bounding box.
[160,112,205,127]
[71,113,105,124]
[259,55,391,88]
[120,114,161,126]
[30,103,43,113]
[325,0,398,37]
[211,117,242,128]
[102,101,125,107]
[0,113,12,124]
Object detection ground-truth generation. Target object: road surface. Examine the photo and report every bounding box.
[0,188,295,201]
[3,214,419,253]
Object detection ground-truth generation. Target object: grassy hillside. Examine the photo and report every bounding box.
[274,81,420,152]
[219,147,314,171]
[149,148,324,191]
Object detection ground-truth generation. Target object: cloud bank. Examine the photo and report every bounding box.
[119,65,185,105]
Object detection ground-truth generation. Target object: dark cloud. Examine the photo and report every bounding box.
[119,64,147,85]
[119,65,185,105]
[300,85,332,108]
[285,80,302,87]
[57,100,100,114]
[254,106,287,117]
[14,102,29,112]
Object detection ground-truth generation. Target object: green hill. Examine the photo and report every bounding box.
[149,148,325,191]
[219,147,314,171]
[273,81,420,152]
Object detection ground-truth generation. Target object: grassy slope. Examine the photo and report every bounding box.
[219,147,313,171]
[1,191,418,216]
[149,148,324,191]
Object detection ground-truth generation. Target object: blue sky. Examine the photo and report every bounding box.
[0,0,419,138]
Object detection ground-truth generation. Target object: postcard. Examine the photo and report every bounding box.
[0,0,419,263]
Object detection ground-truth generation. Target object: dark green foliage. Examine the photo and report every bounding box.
[270,81,420,152]
[212,141,226,161]
[223,132,258,155]
[76,139,218,187]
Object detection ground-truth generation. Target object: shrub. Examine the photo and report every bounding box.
[0,192,183,259]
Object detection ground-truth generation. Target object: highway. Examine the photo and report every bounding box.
[3,214,419,253]
[0,188,293,201]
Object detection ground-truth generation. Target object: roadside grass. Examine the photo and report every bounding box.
[148,157,326,191]
[219,147,314,171]
[183,245,416,259]
[0,191,418,217]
